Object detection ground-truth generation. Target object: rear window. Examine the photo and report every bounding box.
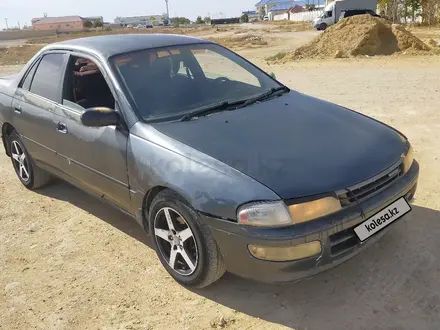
[21,59,40,91]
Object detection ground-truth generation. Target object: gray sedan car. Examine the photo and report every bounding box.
[0,35,418,287]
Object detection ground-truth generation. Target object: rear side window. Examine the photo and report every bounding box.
[29,53,65,102]
[21,59,40,91]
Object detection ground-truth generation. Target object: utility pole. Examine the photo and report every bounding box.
[4,17,8,30]
[165,0,170,19]
[18,21,20,29]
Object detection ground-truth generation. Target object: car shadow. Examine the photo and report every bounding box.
[36,182,440,329]
[37,179,153,248]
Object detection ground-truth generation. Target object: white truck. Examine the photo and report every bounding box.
[313,0,377,30]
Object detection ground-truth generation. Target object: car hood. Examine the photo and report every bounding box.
[152,91,405,199]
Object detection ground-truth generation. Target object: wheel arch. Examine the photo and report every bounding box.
[1,122,16,156]
[142,186,193,231]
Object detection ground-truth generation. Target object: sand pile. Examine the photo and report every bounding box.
[424,38,439,48]
[288,15,433,60]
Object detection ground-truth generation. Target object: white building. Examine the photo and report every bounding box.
[256,0,324,18]
[114,15,163,26]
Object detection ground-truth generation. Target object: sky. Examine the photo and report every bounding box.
[0,0,259,29]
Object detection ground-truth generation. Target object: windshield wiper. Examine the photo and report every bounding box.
[180,100,239,122]
[236,86,290,109]
[179,86,290,122]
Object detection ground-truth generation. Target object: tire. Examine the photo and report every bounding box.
[8,131,51,189]
[148,189,226,288]
[319,23,328,31]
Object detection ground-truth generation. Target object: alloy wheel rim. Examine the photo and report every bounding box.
[154,207,198,276]
[11,140,30,182]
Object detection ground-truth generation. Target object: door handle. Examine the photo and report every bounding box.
[57,122,68,134]
[14,105,22,113]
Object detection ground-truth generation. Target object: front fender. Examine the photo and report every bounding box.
[127,122,280,223]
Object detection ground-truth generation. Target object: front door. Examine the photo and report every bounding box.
[54,54,131,211]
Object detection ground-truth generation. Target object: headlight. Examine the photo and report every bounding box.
[238,201,292,227]
[237,197,342,228]
[397,133,414,174]
[402,144,414,174]
[288,197,341,224]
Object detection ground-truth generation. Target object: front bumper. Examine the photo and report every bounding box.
[204,161,419,283]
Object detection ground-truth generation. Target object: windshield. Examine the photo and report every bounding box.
[321,3,334,17]
[110,43,281,121]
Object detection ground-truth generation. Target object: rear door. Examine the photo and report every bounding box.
[12,52,68,170]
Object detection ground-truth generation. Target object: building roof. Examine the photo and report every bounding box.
[256,0,293,6]
[270,1,304,11]
[115,15,162,20]
[288,4,307,13]
[257,0,321,6]
[114,15,164,24]
[47,34,210,59]
[83,16,103,21]
[33,16,83,25]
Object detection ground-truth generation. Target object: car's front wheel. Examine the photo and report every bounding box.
[149,189,226,288]
[8,131,51,189]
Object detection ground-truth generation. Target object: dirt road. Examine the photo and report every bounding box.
[1,38,440,329]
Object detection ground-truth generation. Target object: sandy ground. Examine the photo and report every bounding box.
[0,39,28,47]
[1,27,440,330]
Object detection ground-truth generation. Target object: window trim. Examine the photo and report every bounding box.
[18,56,42,90]
[60,51,120,115]
[25,51,69,104]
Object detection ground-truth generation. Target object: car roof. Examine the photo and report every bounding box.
[46,34,212,59]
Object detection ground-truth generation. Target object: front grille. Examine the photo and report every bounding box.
[338,161,403,207]
[329,227,358,257]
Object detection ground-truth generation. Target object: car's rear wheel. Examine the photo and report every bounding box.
[149,189,226,288]
[8,131,51,189]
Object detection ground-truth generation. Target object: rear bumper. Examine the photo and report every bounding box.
[204,161,419,283]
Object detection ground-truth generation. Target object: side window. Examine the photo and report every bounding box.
[20,59,40,91]
[192,49,260,87]
[30,53,65,102]
[62,56,115,111]
[326,11,333,18]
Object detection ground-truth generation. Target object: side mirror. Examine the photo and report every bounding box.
[269,72,277,79]
[80,107,120,127]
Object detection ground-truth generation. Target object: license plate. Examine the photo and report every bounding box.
[354,197,411,242]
